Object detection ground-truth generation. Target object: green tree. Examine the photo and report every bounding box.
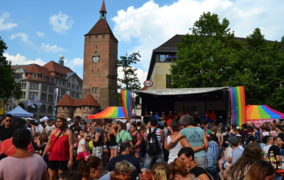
[169,12,246,88]
[108,52,141,105]
[0,37,22,103]
[169,12,284,112]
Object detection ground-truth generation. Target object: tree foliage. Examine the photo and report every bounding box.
[169,12,284,111]
[108,52,141,105]
[0,37,22,103]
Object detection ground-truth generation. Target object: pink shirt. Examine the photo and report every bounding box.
[0,154,47,180]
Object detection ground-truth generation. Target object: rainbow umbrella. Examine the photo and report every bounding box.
[88,107,126,119]
[246,105,284,120]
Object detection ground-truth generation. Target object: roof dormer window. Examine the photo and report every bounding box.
[42,75,46,81]
[33,74,37,79]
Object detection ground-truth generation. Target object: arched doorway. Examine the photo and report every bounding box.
[40,105,46,113]
[47,106,53,113]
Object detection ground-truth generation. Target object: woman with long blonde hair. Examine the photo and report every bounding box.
[151,162,171,180]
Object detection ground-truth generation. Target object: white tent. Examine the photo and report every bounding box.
[7,106,33,117]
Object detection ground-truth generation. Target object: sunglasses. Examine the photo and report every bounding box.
[6,120,12,122]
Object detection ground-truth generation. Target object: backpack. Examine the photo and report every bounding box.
[117,131,126,153]
[146,128,160,155]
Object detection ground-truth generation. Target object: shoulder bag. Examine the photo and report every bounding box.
[43,130,63,162]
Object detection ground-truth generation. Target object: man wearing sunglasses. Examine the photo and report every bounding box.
[0,114,13,142]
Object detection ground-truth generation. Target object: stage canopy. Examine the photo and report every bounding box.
[88,107,126,119]
[247,105,284,120]
[7,106,33,117]
[134,87,229,96]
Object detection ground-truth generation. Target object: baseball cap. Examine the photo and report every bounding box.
[228,137,238,146]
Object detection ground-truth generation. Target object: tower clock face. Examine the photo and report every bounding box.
[92,56,100,63]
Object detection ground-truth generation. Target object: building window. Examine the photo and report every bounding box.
[89,36,91,39]
[80,85,82,90]
[49,87,54,93]
[33,74,37,79]
[61,89,65,95]
[76,93,80,98]
[21,83,26,89]
[21,92,26,99]
[30,83,38,90]
[95,51,98,54]
[59,80,61,85]
[102,35,105,38]
[72,84,75,89]
[72,77,75,82]
[96,35,98,39]
[92,87,99,94]
[71,91,75,97]
[42,75,46,81]
[67,82,70,88]
[50,78,52,83]
[62,81,65,86]
[42,85,47,92]
[55,78,57,84]
[41,93,47,101]
[48,94,53,102]
[29,92,38,99]
[76,85,79,90]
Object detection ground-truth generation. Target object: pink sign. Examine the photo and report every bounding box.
[247,119,276,127]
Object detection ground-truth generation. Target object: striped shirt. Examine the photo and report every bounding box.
[147,127,162,147]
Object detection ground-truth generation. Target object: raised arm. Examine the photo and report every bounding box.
[203,134,209,152]
[180,137,204,152]
[166,132,183,150]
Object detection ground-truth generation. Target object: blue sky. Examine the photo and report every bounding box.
[1,0,284,84]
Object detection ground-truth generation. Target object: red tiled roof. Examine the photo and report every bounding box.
[74,99,84,106]
[81,94,100,107]
[57,94,74,106]
[43,61,73,76]
[100,0,106,12]
[57,94,100,107]
[11,64,50,76]
[85,19,116,40]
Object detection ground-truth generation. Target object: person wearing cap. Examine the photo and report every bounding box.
[36,119,51,133]
[91,127,104,160]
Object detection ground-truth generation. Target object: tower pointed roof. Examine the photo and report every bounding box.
[100,0,107,13]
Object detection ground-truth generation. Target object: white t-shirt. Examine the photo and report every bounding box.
[77,139,87,154]
[36,125,51,133]
[263,144,272,158]
[126,123,130,132]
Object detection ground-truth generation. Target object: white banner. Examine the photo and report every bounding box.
[54,88,58,107]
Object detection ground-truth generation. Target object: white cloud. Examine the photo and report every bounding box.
[0,12,17,30]
[66,58,83,68]
[49,12,74,34]
[10,32,34,46]
[40,43,65,53]
[117,66,147,88]
[36,31,44,37]
[112,0,284,68]
[4,53,46,66]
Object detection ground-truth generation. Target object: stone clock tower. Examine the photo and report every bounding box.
[82,0,118,109]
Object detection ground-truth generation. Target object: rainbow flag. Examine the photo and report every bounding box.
[230,86,247,126]
[121,90,132,120]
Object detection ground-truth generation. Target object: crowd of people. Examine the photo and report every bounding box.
[0,110,282,180]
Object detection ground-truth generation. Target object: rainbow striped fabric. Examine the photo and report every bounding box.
[121,90,132,120]
[247,105,284,120]
[230,86,247,126]
[88,107,125,119]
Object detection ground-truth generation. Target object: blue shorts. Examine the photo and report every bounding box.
[110,145,118,149]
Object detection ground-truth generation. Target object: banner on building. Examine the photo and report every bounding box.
[230,86,246,126]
